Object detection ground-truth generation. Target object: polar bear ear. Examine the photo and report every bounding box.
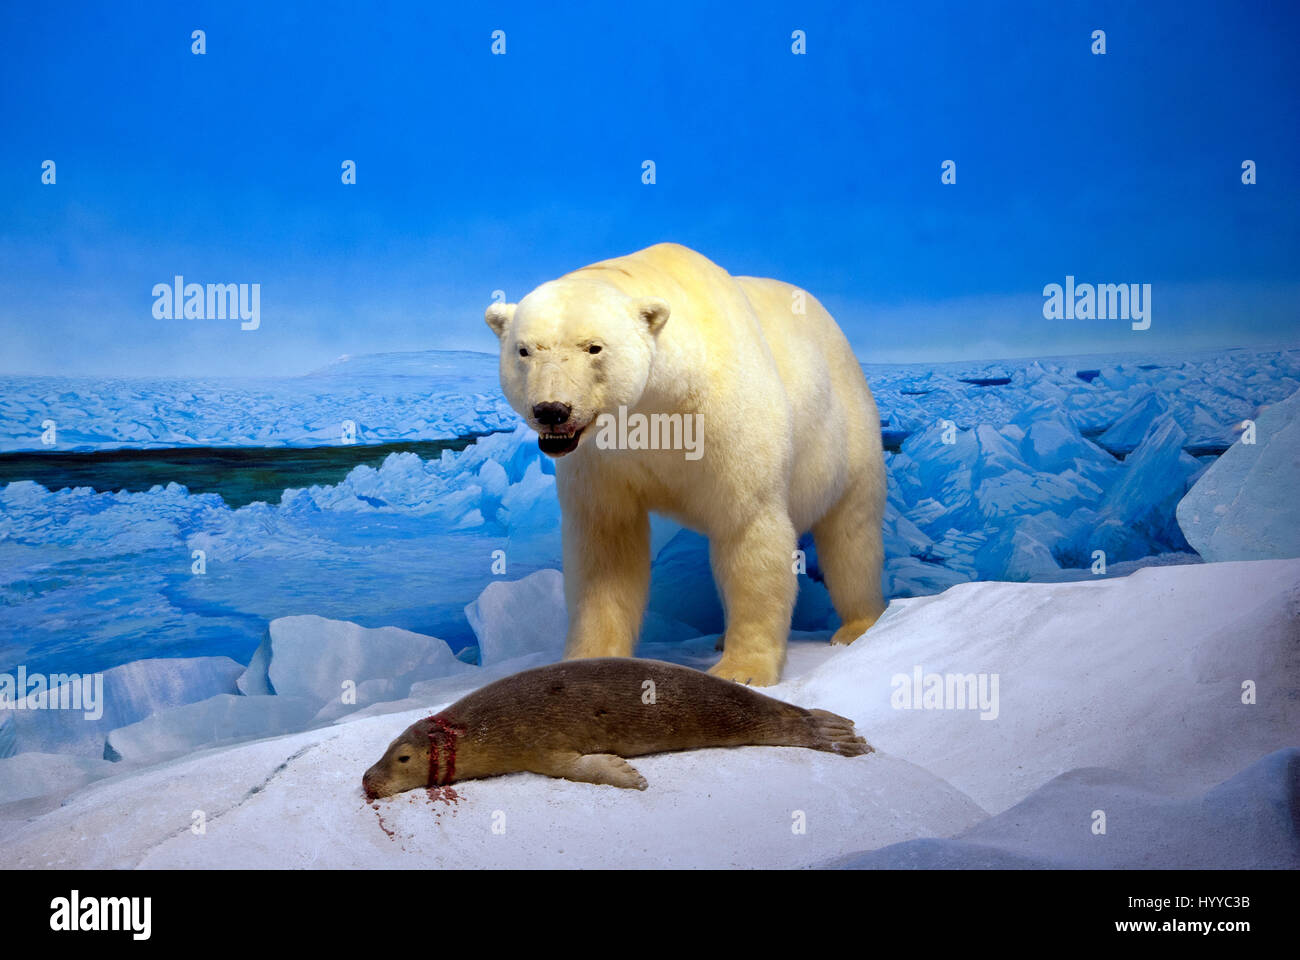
[484,302,517,339]
[635,297,670,336]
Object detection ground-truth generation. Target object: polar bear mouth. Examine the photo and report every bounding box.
[537,424,585,456]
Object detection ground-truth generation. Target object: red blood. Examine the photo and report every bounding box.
[373,809,397,840]
[425,785,461,806]
[424,712,466,788]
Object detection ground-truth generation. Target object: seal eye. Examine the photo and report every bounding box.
[397,755,410,763]
[587,344,602,355]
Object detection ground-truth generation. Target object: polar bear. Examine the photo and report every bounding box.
[485,243,886,686]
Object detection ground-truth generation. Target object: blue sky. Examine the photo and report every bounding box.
[1,0,1297,376]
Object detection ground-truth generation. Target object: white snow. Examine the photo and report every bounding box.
[825,747,1300,868]
[2,557,1294,868]
[782,557,1298,814]
[0,752,119,806]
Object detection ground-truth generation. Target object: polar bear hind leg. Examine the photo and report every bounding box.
[814,476,887,646]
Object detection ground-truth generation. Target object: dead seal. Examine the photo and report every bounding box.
[362,657,871,798]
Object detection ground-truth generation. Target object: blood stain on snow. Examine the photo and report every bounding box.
[425,785,462,822]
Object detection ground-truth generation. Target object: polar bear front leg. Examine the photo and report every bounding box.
[561,498,651,660]
[707,510,798,686]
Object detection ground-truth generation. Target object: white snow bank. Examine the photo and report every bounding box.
[237,615,473,708]
[0,752,119,806]
[778,557,1300,814]
[2,558,1294,868]
[0,709,983,869]
[824,747,1300,869]
[0,656,244,759]
[463,569,567,666]
[1177,387,1300,562]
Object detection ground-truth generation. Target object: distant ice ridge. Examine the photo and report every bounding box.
[4,347,1300,688]
[0,350,518,452]
[2,345,1296,456]
[867,345,1300,451]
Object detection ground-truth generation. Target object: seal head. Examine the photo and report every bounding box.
[363,715,463,800]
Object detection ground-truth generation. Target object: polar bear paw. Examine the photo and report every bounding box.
[708,653,781,687]
[830,614,883,647]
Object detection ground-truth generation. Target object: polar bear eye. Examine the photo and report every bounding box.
[518,347,529,358]
[587,344,602,355]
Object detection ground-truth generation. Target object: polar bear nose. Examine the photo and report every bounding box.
[532,402,572,426]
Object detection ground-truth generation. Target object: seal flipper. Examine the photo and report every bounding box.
[546,752,649,790]
[806,708,873,757]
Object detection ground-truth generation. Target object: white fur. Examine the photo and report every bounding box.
[486,243,887,685]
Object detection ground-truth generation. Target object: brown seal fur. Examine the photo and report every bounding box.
[362,657,871,798]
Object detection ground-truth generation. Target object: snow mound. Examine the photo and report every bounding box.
[824,747,1300,869]
[2,719,984,868]
[0,752,119,806]
[778,557,1299,814]
[1177,387,1300,562]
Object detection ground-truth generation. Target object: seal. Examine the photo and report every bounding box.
[361,658,872,798]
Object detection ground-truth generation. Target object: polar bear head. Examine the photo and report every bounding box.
[485,279,670,457]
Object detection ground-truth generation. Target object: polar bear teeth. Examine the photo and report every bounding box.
[537,425,585,456]
[540,426,583,440]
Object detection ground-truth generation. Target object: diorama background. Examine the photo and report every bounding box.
[0,1,1296,870]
